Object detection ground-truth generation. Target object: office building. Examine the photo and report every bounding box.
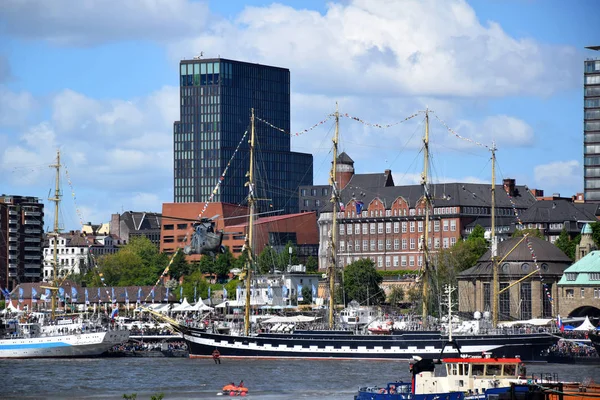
[0,195,44,290]
[584,46,600,201]
[173,57,313,214]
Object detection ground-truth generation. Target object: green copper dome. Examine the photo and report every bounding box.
[582,223,593,235]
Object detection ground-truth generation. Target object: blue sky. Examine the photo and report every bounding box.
[0,0,598,231]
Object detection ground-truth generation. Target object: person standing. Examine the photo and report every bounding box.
[212,348,221,364]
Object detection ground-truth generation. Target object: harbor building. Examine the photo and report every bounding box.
[0,195,45,290]
[458,236,572,320]
[109,211,162,248]
[584,46,600,201]
[173,57,313,214]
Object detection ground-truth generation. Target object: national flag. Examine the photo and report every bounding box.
[165,287,170,302]
[111,287,116,304]
[85,288,90,305]
[110,307,119,320]
[339,202,345,212]
[31,287,38,303]
[282,285,288,299]
[557,314,564,332]
[125,289,129,305]
[71,287,78,302]
[297,284,303,302]
[18,287,23,303]
[356,200,364,214]
[223,287,227,300]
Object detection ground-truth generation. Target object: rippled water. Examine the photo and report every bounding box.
[3,358,600,400]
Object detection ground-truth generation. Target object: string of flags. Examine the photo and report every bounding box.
[146,130,251,302]
[256,116,332,136]
[433,113,491,150]
[504,189,554,305]
[339,112,420,128]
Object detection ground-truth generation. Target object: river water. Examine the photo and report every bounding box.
[4,358,600,400]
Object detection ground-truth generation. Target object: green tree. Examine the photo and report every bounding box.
[300,286,312,304]
[277,242,298,271]
[590,222,600,248]
[387,286,405,305]
[555,228,574,259]
[181,270,210,301]
[342,259,385,306]
[197,255,216,276]
[305,256,318,273]
[512,228,544,239]
[167,251,190,281]
[469,224,486,240]
[214,246,236,280]
[257,245,278,274]
[224,278,242,299]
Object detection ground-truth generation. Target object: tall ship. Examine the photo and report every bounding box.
[164,107,559,361]
[0,151,129,358]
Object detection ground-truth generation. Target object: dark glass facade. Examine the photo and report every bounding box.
[584,49,600,201]
[174,58,313,214]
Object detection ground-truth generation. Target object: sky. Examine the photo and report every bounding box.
[0,0,598,232]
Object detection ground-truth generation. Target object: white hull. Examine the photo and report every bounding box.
[0,330,129,358]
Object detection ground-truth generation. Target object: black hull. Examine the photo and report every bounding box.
[180,327,558,362]
[546,354,600,364]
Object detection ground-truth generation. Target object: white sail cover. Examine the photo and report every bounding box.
[574,316,596,331]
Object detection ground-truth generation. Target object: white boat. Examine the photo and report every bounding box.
[0,150,129,358]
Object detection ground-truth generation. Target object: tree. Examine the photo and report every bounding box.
[181,270,210,301]
[387,286,405,305]
[590,222,600,248]
[555,228,574,260]
[257,246,278,274]
[214,247,236,280]
[167,251,190,281]
[305,256,318,273]
[512,228,544,239]
[277,242,298,271]
[300,286,312,304]
[197,255,216,276]
[342,259,385,306]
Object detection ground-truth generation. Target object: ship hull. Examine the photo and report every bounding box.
[181,328,557,361]
[0,330,129,359]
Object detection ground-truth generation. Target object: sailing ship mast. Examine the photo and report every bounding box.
[244,108,257,336]
[490,144,499,328]
[48,150,61,320]
[328,103,340,329]
[420,109,432,328]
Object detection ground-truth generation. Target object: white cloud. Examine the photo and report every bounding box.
[0,0,210,46]
[534,160,582,193]
[170,0,578,98]
[0,87,36,127]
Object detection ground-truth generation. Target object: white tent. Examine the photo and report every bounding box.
[263,315,319,323]
[214,298,266,308]
[499,318,553,328]
[171,298,193,312]
[574,316,596,331]
[189,297,214,312]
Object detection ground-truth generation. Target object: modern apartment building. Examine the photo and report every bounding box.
[584,46,600,201]
[173,57,313,214]
[0,195,44,290]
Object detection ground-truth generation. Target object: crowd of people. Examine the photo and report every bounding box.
[108,340,187,355]
[545,339,598,358]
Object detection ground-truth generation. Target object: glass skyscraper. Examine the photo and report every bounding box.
[584,46,600,201]
[173,58,313,214]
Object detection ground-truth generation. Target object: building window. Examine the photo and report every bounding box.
[450,220,456,231]
[393,256,399,267]
[434,221,440,232]
[340,225,345,236]
[378,223,383,234]
[590,273,600,281]
[434,238,440,249]
[164,224,174,230]
[362,224,368,234]
[378,256,383,268]
[581,288,586,298]
[303,199,309,207]
[566,273,577,281]
[594,288,600,299]
[177,223,188,230]
[386,239,391,250]
[500,282,510,320]
[418,221,423,232]
[386,223,391,234]
[393,222,399,233]
[417,256,422,266]
[410,238,415,249]
[566,289,574,298]
[354,224,359,234]
[378,240,383,250]
[348,241,353,252]
[402,239,407,250]
[370,240,376,251]
[370,223,376,234]
[394,239,399,250]
[483,283,491,312]
[410,222,415,232]
[520,282,532,320]
[443,220,449,231]
[385,256,391,267]
[443,238,449,248]
[401,256,407,267]
[322,188,328,196]
[409,256,415,267]
[363,240,368,251]
[450,237,456,246]
[402,222,407,233]
[315,200,321,207]
[301,189,307,196]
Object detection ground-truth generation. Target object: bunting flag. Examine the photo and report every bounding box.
[165,287,170,302]
[85,288,89,305]
[71,287,78,302]
[18,287,23,303]
[433,113,491,150]
[256,115,332,136]
[340,111,420,129]
[31,287,37,303]
[223,287,228,300]
[125,289,129,305]
[356,200,364,215]
[179,286,183,303]
[297,284,303,302]
[282,285,288,299]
